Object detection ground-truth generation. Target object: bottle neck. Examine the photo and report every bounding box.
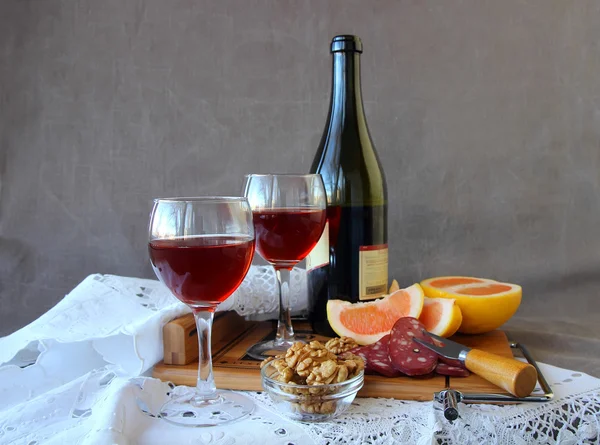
[330,52,365,120]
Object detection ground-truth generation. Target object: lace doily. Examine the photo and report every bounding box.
[0,274,598,445]
[225,265,307,317]
[247,364,600,445]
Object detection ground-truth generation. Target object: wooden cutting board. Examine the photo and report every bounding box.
[152,312,514,401]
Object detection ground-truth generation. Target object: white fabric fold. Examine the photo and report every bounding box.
[0,267,308,371]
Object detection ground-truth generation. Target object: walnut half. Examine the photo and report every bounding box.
[324,336,359,355]
[306,359,349,385]
[337,352,365,378]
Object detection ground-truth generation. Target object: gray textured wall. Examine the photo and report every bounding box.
[1,0,599,373]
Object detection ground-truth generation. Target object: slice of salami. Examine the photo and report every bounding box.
[389,317,438,376]
[365,335,402,377]
[348,335,402,377]
[435,362,470,377]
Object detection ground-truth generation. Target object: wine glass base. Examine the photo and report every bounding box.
[246,339,301,361]
[158,388,254,427]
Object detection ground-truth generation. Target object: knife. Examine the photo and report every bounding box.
[414,331,538,398]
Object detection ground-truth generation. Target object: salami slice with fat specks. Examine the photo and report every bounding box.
[364,335,402,377]
[435,362,470,377]
[349,335,402,377]
[389,317,438,376]
[348,347,373,373]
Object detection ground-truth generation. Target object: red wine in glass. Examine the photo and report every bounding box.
[243,174,327,360]
[253,208,326,269]
[149,235,255,308]
[148,197,256,427]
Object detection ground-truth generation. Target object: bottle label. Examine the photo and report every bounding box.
[306,221,329,271]
[359,244,389,300]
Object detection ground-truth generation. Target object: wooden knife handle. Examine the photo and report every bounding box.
[464,349,538,397]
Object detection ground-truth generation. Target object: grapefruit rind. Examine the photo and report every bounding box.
[420,276,522,334]
[327,283,425,345]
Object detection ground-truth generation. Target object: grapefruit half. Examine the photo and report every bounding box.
[420,276,522,334]
[327,283,425,345]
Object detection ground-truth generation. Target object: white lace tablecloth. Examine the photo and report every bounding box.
[1,273,599,445]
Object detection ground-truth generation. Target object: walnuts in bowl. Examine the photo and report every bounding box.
[260,340,363,385]
[260,339,365,415]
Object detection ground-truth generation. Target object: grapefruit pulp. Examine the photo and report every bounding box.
[327,283,425,345]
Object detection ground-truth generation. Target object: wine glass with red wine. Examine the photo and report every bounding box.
[148,197,255,427]
[243,174,327,360]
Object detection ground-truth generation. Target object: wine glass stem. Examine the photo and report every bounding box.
[193,309,217,401]
[274,268,295,346]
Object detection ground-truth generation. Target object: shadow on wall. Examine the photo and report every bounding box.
[0,147,35,321]
[0,237,36,303]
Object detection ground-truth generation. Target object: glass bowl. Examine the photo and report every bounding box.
[260,361,364,422]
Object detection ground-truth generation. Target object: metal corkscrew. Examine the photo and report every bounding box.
[436,390,461,421]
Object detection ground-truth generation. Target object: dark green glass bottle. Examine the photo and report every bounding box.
[307,35,388,335]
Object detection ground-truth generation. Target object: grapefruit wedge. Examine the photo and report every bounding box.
[327,283,425,345]
[420,276,522,334]
[419,297,462,338]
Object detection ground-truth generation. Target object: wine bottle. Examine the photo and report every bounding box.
[307,35,388,335]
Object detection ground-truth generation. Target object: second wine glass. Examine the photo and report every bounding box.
[244,174,327,360]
